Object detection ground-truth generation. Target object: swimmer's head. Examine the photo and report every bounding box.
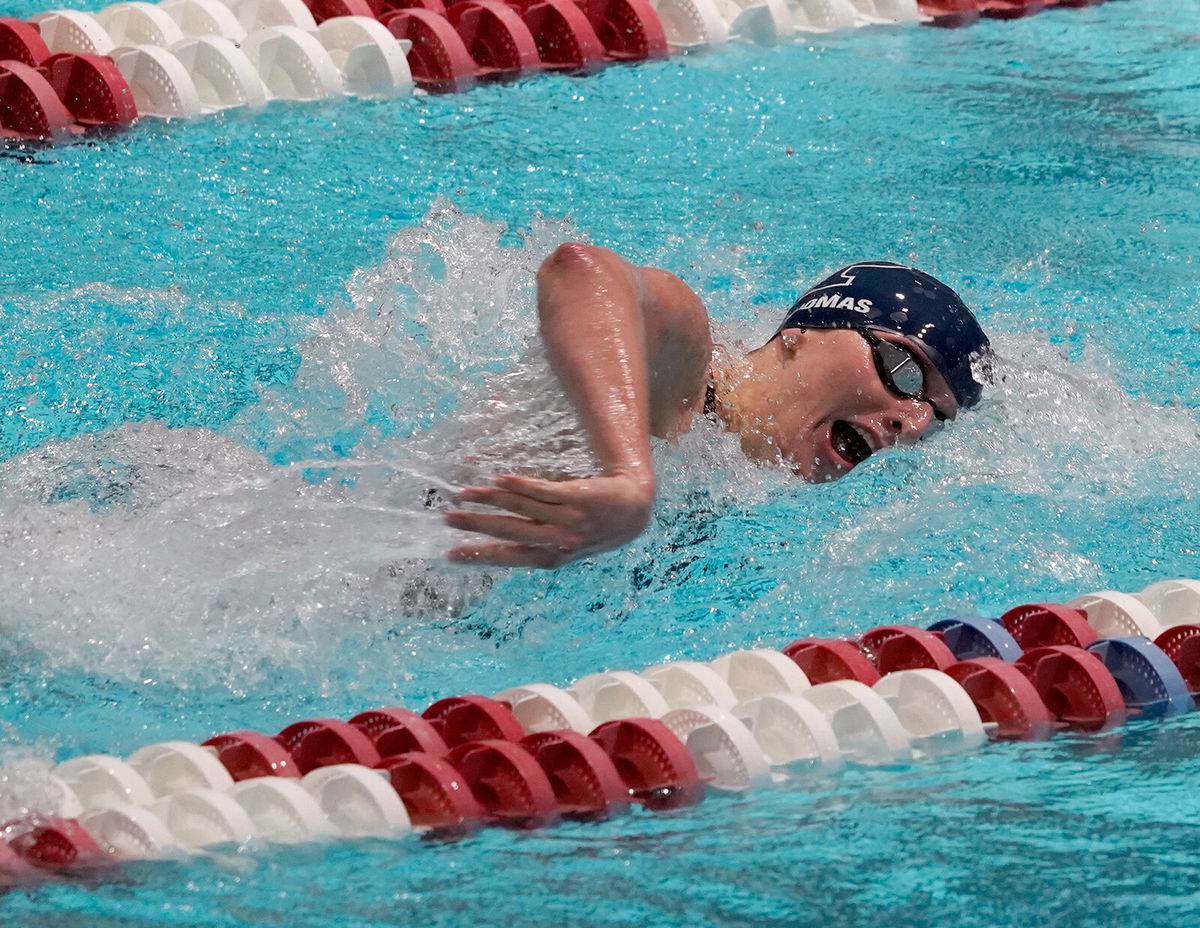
[777,261,991,409]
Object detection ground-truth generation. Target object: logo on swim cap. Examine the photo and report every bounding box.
[778,261,991,408]
[795,293,875,314]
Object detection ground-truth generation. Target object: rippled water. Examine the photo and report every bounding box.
[1,1,1198,925]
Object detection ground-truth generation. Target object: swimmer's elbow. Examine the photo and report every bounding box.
[537,243,638,296]
[540,242,600,274]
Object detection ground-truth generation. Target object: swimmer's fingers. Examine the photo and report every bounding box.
[444,510,581,549]
[457,485,578,525]
[489,473,577,504]
[446,542,565,569]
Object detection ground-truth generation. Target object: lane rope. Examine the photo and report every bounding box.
[2,0,1126,143]
[1,575,1196,880]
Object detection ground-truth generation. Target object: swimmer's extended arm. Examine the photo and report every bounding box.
[445,243,712,568]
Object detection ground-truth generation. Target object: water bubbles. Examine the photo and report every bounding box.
[0,204,592,689]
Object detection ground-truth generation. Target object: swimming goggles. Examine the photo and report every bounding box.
[859,329,949,421]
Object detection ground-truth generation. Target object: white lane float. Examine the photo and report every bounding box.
[160,0,248,40]
[713,0,794,43]
[242,25,343,101]
[127,741,235,797]
[77,803,179,860]
[569,670,672,723]
[1068,591,1164,640]
[872,669,986,756]
[642,661,740,712]
[788,0,857,31]
[872,0,925,23]
[801,680,913,766]
[149,788,259,848]
[227,777,338,842]
[112,44,204,117]
[660,706,771,791]
[226,0,319,35]
[54,755,156,811]
[300,764,413,837]
[735,692,844,775]
[47,774,86,818]
[1137,579,1200,629]
[494,683,595,735]
[28,10,117,55]
[649,0,729,49]
[171,36,269,111]
[847,0,924,25]
[318,16,413,99]
[709,648,811,701]
[96,2,186,47]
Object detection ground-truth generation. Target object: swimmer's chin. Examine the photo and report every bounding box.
[734,427,857,483]
[790,461,854,483]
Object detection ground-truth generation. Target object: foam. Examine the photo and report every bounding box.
[0,205,602,687]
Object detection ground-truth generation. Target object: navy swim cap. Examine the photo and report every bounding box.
[777,261,991,408]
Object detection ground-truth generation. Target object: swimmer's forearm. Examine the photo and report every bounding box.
[536,243,657,492]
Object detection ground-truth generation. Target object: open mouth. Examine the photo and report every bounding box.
[830,420,873,467]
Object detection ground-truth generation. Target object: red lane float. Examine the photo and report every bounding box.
[0,59,75,141]
[589,719,702,810]
[945,658,1055,739]
[382,8,478,92]
[348,706,426,739]
[44,53,136,128]
[515,0,605,73]
[350,707,451,757]
[304,0,377,23]
[522,730,629,818]
[860,625,958,674]
[1014,645,1125,731]
[0,17,51,66]
[574,0,666,62]
[782,638,880,685]
[447,0,541,81]
[377,752,486,831]
[446,739,560,827]
[999,602,1099,650]
[6,820,107,869]
[917,0,981,27]
[422,695,527,746]
[276,719,381,773]
[977,0,1045,18]
[375,0,449,13]
[202,730,300,780]
[1155,625,1200,693]
[0,832,35,881]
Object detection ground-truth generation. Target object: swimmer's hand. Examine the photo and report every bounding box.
[444,472,654,569]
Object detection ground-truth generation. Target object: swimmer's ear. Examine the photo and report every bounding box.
[777,327,810,357]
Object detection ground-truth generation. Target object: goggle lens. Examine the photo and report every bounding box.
[861,330,947,421]
[872,338,925,398]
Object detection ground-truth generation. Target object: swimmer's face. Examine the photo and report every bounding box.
[740,327,958,482]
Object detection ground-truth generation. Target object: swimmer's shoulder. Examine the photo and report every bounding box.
[636,265,714,438]
[636,264,712,346]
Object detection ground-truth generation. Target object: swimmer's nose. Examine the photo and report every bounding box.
[885,399,935,446]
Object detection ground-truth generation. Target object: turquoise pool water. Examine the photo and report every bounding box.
[2,1,1199,925]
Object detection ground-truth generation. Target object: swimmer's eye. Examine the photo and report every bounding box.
[860,329,952,422]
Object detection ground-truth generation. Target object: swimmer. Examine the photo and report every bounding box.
[445,245,990,568]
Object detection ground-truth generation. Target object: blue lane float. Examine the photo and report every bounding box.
[1087,636,1194,718]
[928,614,1023,662]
